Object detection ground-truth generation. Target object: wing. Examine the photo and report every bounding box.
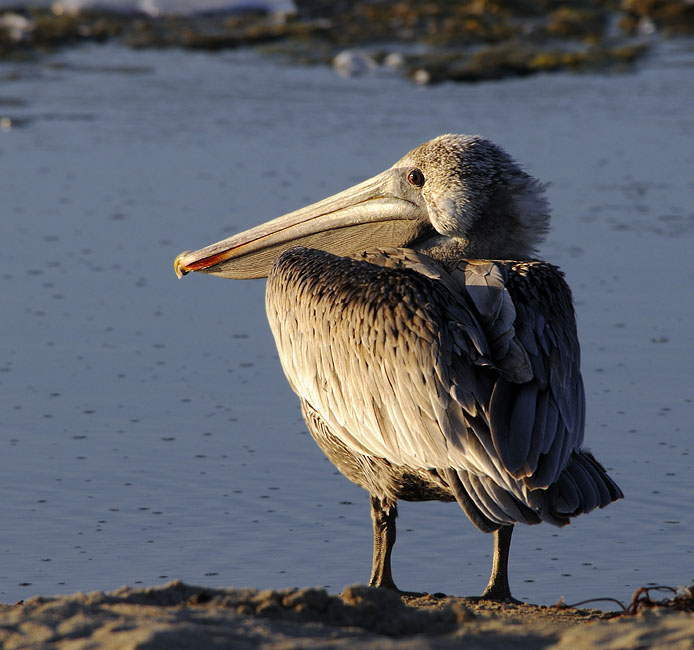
[266,246,584,492]
[449,259,585,489]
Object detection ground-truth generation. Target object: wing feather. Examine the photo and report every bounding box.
[507,382,539,474]
[526,388,549,470]
[267,247,586,502]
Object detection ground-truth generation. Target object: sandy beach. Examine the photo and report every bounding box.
[1,581,693,649]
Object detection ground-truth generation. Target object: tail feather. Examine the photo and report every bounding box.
[571,456,600,513]
[444,468,542,531]
[443,468,499,533]
[549,450,623,518]
[585,451,624,502]
[576,452,611,506]
[464,471,541,526]
[552,469,581,515]
[443,450,622,531]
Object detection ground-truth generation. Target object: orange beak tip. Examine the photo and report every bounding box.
[174,252,191,279]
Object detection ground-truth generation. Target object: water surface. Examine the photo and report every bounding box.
[1,41,692,606]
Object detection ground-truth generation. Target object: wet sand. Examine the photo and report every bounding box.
[1,581,692,649]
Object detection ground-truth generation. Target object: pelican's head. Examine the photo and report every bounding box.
[175,134,550,279]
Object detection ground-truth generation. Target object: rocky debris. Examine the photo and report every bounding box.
[619,0,694,36]
[402,40,651,83]
[0,0,691,80]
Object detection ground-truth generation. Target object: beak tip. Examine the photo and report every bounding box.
[174,252,191,279]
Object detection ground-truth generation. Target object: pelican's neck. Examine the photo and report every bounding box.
[411,185,549,263]
[411,230,536,265]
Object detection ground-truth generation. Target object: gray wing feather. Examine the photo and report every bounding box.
[508,383,539,473]
[471,261,584,487]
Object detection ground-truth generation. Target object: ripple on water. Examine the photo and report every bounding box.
[0,41,692,607]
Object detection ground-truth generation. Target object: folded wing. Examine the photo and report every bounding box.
[266,247,586,499]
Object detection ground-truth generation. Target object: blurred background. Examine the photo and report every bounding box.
[1,0,692,607]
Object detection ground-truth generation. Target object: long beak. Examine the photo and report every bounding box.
[174,168,429,279]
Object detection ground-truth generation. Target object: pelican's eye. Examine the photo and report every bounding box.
[407,168,425,188]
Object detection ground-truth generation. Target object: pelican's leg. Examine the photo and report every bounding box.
[367,495,398,590]
[481,524,517,602]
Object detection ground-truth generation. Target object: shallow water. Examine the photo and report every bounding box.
[1,41,692,606]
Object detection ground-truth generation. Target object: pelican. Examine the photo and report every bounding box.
[175,134,622,601]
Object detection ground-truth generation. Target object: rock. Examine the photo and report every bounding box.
[333,49,377,76]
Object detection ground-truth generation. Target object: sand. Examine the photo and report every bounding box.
[1,582,692,649]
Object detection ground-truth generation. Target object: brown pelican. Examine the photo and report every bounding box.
[175,134,622,601]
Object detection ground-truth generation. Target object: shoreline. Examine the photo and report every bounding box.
[1,581,692,649]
